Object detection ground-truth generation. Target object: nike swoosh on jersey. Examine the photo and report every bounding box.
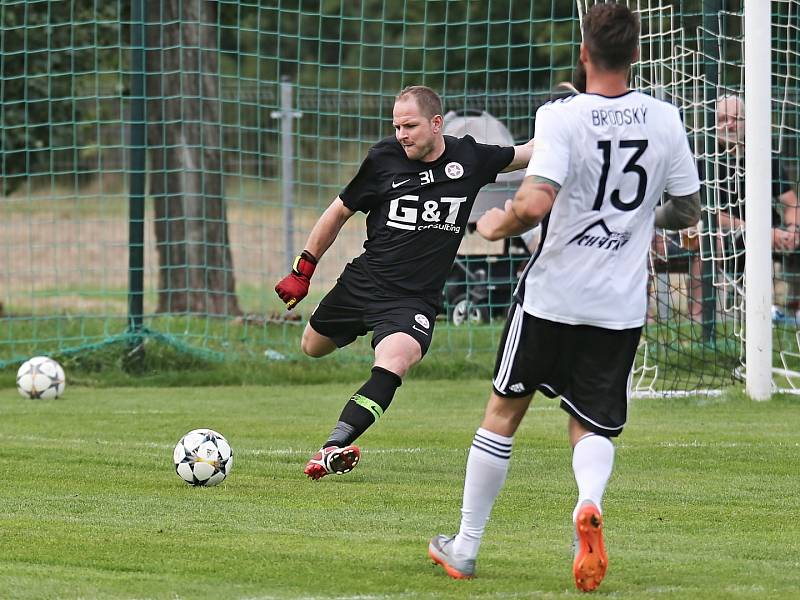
[391,179,411,188]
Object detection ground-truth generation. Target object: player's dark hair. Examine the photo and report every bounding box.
[572,59,587,93]
[583,2,640,72]
[396,85,443,119]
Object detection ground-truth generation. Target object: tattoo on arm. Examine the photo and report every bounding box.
[509,176,559,228]
[654,190,701,230]
[530,175,561,193]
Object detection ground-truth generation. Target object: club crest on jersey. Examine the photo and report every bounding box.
[414,314,430,329]
[567,219,631,252]
[444,162,464,179]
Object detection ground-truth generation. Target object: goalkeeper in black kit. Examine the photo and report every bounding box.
[275,85,534,479]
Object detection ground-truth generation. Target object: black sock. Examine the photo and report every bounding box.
[324,366,402,447]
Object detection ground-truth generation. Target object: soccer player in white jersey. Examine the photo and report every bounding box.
[428,3,701,592]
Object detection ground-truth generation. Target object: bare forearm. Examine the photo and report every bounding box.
[303,197,353,260]
[477,176,557,241]
[654,190,701,230]
[491,204,538,240]
[501,138,535,173]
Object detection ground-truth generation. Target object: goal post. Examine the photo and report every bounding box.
[744,0,774,399]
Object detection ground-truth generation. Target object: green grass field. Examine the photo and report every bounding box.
[1,380,798,599]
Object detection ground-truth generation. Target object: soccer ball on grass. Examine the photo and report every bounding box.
[16,356,66,399]
[173,428,233,486]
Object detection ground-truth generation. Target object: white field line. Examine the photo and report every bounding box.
[1,433,797,454]
[631,389,725,398]
[651,440,799,448]
[0,434,455,455]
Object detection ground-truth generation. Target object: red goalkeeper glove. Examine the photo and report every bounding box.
[275,250,317,309]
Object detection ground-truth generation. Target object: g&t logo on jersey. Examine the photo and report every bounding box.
[387,195,467,233]
[567,219,631,252]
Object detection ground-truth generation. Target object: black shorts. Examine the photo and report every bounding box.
[308,267,437,355]
[492,303,642,437]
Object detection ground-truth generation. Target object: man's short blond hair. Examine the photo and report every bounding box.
[395,85,443,120]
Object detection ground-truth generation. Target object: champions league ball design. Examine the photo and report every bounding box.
[173,428,233,486]
[16,356,66,399]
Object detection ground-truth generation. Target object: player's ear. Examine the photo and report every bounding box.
[431,114,443,133]
[579,42,588,65]
[631,46,640,64]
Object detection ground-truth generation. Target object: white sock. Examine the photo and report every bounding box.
[571,433,614,522]
[452,427,513,559]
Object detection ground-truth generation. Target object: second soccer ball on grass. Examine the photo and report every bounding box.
[16,356,66,400]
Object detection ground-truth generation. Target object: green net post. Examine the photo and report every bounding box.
[700,0,722,344]
[126,0,146,366]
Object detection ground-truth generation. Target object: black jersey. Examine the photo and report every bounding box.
[339,134,514,305]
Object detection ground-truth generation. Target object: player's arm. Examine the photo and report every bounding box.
[275,197,355,309]
[476,175,559,241]
[500,138,536,173]
[659,114,703,233]
[303,197,355,259]
[654,191,701,230]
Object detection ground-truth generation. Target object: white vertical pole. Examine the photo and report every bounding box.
[280,77,296,274]
[744,0,773,400]
[270,76,302,273]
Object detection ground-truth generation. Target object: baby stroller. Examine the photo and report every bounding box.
[441,109,531,325]
[444,235,532,325]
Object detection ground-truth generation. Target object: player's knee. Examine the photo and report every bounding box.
[300,336,323,357]
[300,338,317,357]
[374,352,418,378]
[374,334,423,376]
[482,392,531,436]
[301,329,335,357]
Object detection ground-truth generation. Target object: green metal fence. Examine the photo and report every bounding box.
[1,1,799,394]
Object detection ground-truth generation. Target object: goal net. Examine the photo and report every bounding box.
[601,0,800,394]
[0,1,797,396]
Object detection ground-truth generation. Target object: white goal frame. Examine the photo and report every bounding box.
[743,0,773,400]
[577,0,780,399]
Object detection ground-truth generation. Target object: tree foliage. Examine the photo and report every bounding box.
[218,0,581,96]
[0,1,125,194]
[1,0,745,194]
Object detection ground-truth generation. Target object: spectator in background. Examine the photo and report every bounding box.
[691,94,800,323]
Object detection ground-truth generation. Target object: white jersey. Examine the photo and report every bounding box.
[520,91,700,329]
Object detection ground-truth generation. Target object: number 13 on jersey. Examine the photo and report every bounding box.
[592,139,649,212]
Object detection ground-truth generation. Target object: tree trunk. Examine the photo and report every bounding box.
[145,0,241,316]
